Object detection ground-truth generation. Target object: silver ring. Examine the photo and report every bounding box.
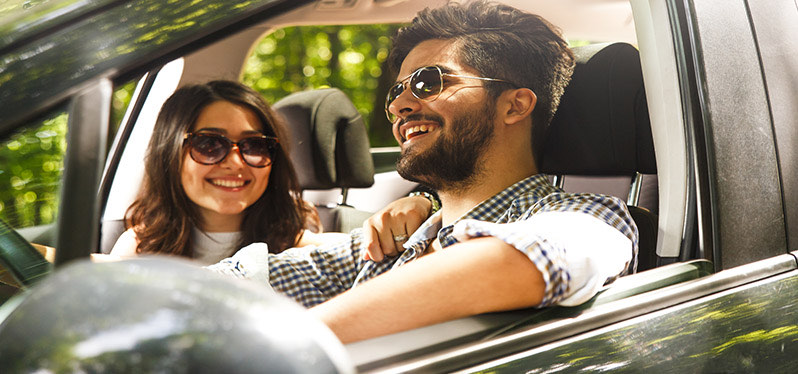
[393,234,408,242]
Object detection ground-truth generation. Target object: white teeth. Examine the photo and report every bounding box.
[211,179,245,188]
[405,125,436,139]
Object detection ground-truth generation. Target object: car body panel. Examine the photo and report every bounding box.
[0,0,120,51]
[360,254,797,373]
[690,0,789,268]
[746,0,798,244]
[350,260,715,371]
[472,261,798,373]
[0,0,312,134]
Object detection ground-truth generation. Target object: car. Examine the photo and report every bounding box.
[0,0,797,372]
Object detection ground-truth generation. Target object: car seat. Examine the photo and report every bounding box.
[273,88,376,233]
[541,42,658,272]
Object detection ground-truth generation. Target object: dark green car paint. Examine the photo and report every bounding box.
[479,269,798,373]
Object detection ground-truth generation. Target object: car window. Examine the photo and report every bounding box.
[241,24,402,148]
[110,79,137,137]
[0,109,67,232]
[0,106,66,296]
[0,80,136,233]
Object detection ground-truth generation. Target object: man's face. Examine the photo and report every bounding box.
[388,40,496,191]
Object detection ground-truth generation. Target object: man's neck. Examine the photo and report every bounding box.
[434,115,539,226]
[437,166,537,226]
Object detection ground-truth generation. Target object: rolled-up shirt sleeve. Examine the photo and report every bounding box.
[451,211,634,307]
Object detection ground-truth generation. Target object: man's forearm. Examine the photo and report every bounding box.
[310,237,544,344]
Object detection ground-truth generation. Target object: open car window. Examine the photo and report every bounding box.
[0,106,66,299]
[0,108,67,241]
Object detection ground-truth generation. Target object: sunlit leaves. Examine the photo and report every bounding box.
[241,24,403,146]
[0,110,67,228]
[0,77,137,229]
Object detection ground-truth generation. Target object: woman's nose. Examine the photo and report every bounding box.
[220,144,247,168]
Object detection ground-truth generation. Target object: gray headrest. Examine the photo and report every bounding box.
[274,88,375,189]
[541,42,656,175]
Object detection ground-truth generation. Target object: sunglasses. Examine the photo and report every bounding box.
[183,132,279,168]
[384,65,511,123]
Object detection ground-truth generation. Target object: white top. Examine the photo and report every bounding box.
[110,227,240,265]
[191,228,241,265]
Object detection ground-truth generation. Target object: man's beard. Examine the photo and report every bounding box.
[396,102,495,193]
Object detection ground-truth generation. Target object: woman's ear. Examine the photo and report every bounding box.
[501,88,537,125]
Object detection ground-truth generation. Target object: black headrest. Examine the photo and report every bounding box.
[273,88,375,189]
[541,42,656,175]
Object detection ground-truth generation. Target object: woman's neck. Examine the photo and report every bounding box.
[199,209,244,233]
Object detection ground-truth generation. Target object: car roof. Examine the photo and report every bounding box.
[0,0,314,135]
[0,0,635,135]
[0,0,119,52]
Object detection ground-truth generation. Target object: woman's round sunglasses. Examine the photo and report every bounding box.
[183,132,279,168]
[384,65,511,123]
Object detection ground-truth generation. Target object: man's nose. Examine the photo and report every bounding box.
[388,84,421,121]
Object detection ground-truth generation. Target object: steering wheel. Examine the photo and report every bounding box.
[0,218,52,288]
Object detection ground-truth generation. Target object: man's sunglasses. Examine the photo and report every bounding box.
[384,65,511,123]
[183,132,279,168]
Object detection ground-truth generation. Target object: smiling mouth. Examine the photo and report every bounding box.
[404,124,440,141]
[209,179,249,188]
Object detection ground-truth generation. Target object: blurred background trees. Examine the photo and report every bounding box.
[242,24,402,147]
[0,112,66,228]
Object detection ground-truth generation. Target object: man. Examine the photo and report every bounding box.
[209,0,637,343]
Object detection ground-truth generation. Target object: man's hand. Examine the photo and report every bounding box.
[362,195,432,262]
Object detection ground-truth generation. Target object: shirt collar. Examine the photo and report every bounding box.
[403,174,553,252]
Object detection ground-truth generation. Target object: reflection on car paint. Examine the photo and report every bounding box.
[482,270,798,373]
[0,0,284,129]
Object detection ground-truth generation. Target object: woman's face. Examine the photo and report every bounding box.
[180,100,272,232]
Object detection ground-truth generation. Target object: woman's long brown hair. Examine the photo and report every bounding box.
[126,80,309,256]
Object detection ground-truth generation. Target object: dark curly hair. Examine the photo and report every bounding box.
[388,0,574,163]
[126,80,310,257]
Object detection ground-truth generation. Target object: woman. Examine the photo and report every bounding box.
[111,80,317,264]
[111,80,435,264]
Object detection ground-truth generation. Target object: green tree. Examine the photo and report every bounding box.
[242,24,403,147]
[0,81,133,229]
[0,112,67,228]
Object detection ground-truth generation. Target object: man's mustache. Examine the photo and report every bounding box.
[399,114,444,127]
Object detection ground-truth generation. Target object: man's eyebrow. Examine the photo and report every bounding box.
[437,65,458,74]
[394,69,415,83]
[394,64,459,83]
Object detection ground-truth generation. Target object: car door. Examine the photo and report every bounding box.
[349,0,798,371]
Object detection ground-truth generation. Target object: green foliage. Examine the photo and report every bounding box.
[241,24,403,147]
[0,111,67,228]
[0,81,134,229]
[111,79,137,132]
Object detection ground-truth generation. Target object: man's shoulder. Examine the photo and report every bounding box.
[516,188,629,217]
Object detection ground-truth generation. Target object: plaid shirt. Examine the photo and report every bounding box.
[208,174,638,308]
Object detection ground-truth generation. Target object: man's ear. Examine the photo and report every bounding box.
[501,88,537,125]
